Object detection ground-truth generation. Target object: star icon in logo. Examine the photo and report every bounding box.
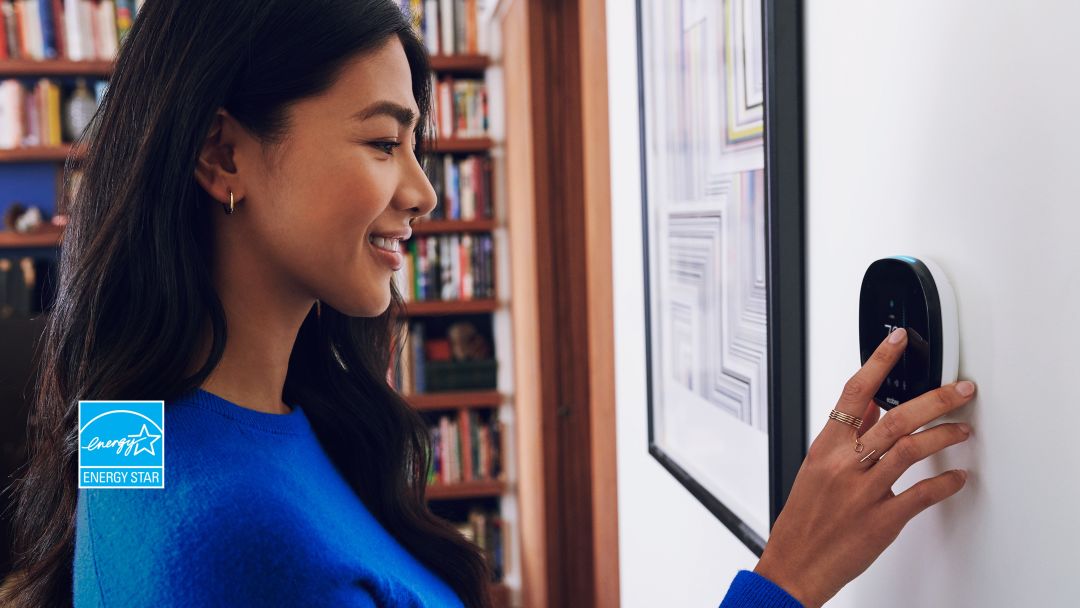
[128,424,161,457]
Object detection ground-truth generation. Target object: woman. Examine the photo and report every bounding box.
[0,1,974,607]
[5,1,487,606]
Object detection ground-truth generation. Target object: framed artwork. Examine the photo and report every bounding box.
[636,0,806,556]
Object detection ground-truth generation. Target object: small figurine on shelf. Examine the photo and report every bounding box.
[3,203,45,233]
[448,321,492,361]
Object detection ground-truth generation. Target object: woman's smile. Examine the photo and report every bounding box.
[368,233,407,271]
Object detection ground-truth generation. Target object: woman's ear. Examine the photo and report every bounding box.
[194,108,243,203]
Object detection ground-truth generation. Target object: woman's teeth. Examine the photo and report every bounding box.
[369,235,401,252]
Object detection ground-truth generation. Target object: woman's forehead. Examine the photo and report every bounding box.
[327,39,419,119]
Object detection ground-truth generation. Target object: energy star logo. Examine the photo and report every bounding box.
[78,400,165,489]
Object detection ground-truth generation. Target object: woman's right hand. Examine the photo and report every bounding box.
[753,327,975,608]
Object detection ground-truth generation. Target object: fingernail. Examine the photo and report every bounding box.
[955,469,968,482]
[958,423,971,435]
[955,381,975,396]
[888,327,906,344]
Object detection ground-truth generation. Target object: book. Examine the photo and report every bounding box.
[0,4,10,60]
[438,0,453,58]
[423,409,500,485]
[422,0,438,55]
[114,0,134,47]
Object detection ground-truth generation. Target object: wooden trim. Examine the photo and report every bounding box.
[488,582,511,608]
[499,1,550,606]
[523,1,578,603]
[578,0,619,605]
[523,0,620,605]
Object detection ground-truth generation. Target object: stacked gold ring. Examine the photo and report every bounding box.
[828,409,863,429]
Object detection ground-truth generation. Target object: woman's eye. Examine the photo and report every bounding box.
[370,141,401,155]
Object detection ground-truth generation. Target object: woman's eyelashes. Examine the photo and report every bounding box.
[369,140,402,156]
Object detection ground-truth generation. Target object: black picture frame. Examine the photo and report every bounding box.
[636,0,807,557]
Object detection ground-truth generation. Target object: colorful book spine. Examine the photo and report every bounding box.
[403,233,493,302]
[114,0,133,46]
[38,0,56,58]
[425,410,501,484]
[438,0,453,57]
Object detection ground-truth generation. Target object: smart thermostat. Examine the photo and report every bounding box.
[859,256,959,410]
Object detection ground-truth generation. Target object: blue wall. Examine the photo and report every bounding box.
[0,163,58,222]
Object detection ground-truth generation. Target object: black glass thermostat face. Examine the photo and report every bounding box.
[859,258,942,410]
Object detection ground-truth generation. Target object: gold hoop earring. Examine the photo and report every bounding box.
[224,190,235,215]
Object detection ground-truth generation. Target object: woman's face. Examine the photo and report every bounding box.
[229,36,436,317]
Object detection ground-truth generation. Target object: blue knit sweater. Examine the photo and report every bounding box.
[719,570,805,607]
[73,387,799,607]
[73,387,464,607]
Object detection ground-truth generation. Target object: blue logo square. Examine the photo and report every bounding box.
[78,400,165,489]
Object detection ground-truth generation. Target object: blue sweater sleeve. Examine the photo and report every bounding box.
[718,570,805,608]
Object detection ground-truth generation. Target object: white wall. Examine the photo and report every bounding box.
[610,2,1080,607]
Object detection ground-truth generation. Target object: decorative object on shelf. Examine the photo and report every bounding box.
[394,317,499,394]
[62,78,97,142]
[448,320,491,360]
[637,0,807,557]
[3,204,45,233]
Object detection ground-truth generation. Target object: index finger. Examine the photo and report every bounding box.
[861,380,976,448]
[825,327,908,440]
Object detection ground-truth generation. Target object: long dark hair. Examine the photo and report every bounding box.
[2,1,493,606]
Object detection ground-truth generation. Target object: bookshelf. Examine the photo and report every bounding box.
[392,2,521,604]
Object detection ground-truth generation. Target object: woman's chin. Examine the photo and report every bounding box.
[341,292,392,318]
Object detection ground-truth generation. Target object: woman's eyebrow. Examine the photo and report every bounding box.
[350,100,418,128]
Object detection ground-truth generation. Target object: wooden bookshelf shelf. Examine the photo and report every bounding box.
[0,144,81,163]
[427,480,505,500]
[406,390,502,411]
[423,137,493,154]
[411,219,496,234]
[402,299,498,316]
[429,54,490,74]
[0,59,113,77]
[0,227,64,249]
